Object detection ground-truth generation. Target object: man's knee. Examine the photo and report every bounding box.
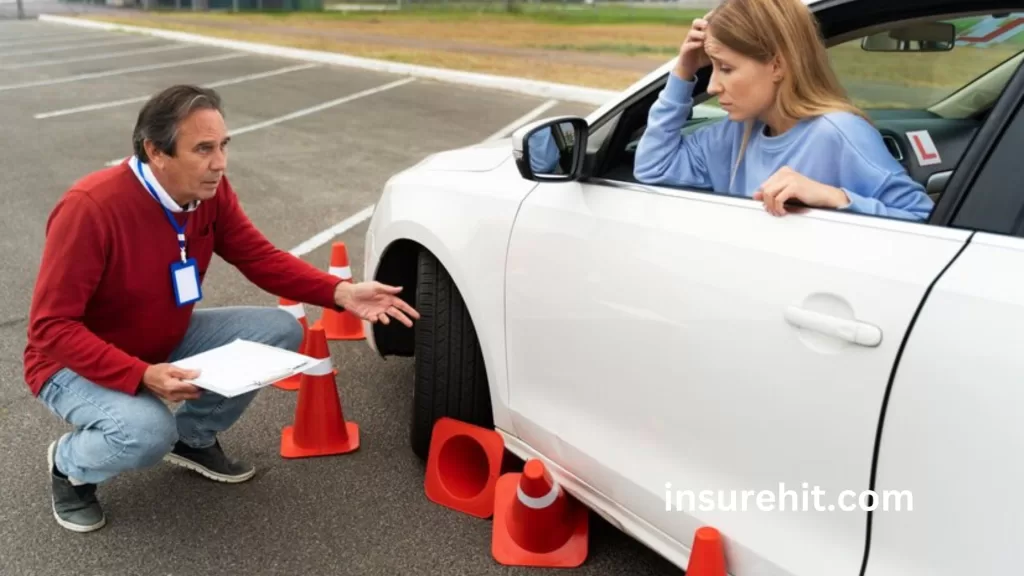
[115,403,178,469]
[267,308,304,351]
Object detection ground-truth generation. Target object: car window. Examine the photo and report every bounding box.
[699,13,1024,118]
[597,11,1024,198]
[948,92,1024,234]
[837,13,1024,116]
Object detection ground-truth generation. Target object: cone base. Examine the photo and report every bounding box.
[326,332,365,341]
[491,473,589,568]
[424,417,505,519]
[319,313,366,341]
[272,374,301,391]
[324,326,365,341]
[280,421,360,458]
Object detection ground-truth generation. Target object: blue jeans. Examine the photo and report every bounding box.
[37,306,304,485]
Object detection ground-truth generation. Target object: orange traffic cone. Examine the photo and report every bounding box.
[320,242,365,341]
[273,297,308,391]
[280,324,359,458]
[491,458,588,568]
[686,526,727,576]
[424,417,505,519]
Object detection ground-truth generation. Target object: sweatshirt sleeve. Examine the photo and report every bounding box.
[633,72,736,190]
[26,191,150,395]
[838,174,934,222]
[826,116,935,222]
[214,178,343,309]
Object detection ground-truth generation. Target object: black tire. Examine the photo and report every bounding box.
[410,249,494,461]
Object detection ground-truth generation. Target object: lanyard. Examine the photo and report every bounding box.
[137,157,188,263]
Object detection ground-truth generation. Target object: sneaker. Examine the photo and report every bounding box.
[163,439,255,483]
[47,440,106,533]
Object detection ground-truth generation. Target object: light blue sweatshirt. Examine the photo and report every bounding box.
[633,73,934,221]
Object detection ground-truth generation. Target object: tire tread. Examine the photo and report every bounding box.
[411,250,493,461]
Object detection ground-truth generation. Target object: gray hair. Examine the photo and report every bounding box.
[132,85,223,162]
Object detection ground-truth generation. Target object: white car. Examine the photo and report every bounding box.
[362,1,1024,574]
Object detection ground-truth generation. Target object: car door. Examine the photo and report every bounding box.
[861,62,1024,576]
[504,3,1024,574]
[504,174,970,576]
[502,10,1010,576]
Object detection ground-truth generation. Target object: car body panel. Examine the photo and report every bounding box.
[411,140,515,172]
[503,179,971,575]
[361,2,1024,573]
[863,231,1024,576]
[363,153,538,434]
[497,429,797,575]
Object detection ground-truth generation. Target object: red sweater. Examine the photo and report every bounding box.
[23,163,342,397]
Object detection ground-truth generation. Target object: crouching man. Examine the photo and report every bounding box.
[23,84,419,533]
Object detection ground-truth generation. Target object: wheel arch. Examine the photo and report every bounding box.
[369,231,512,416]
[365,179,526,441]
[369,237,423,358]
[370,233,496,367]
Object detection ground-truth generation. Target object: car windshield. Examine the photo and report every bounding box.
[700,13,1024,117]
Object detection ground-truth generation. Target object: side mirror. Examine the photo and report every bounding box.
[861,22,956,52]
[512,116,589,182]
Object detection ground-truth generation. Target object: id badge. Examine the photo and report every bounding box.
[170,258,203,307]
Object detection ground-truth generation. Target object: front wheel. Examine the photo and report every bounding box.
[410,249,494,461]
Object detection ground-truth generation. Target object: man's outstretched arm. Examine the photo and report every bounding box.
[214,179,419,326]
[213,178,345,309]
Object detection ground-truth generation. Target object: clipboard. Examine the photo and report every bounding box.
[171,338,324,398]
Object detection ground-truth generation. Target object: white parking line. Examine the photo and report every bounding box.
[0,28,107,40]
[284,87,535,261]
[0,52,245,93]
[35,62,319,120]
[0,36,155,57]
[0,32,109,48]
[104,76,417,166]
[231,77,416,137]
[1,43,191,70]
[109,77,414,256]
[482,99,560,142]
[288,205,376,257]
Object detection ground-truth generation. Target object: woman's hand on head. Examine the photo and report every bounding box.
[677,12,713,80]
[754,166,850,217]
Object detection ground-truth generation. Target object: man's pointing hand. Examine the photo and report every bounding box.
[334,281,421,327]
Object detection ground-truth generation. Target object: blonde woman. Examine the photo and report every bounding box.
[633,0,934,221]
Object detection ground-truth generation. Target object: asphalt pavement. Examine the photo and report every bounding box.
[0,17,682,576]
[0,0,124,20]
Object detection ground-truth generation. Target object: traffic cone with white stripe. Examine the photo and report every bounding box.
[280,324,360,458]
[274,297,308,391]
[320,242,365,341]
[491,458,588,567]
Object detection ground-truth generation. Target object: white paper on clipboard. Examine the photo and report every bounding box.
[171,339,323,398]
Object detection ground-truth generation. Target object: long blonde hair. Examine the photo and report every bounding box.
[706,0,868,186]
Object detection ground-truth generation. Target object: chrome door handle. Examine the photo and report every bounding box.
[784,306,882,347]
